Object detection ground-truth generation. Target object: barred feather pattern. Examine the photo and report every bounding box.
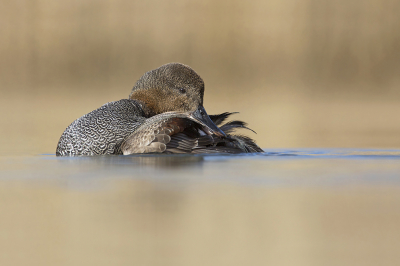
[56,99,146,156]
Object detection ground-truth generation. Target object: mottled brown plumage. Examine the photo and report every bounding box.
[129,63,204,115]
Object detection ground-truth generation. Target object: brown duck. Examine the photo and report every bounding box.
[56,63,263,156]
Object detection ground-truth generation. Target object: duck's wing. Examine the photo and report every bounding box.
[120,112,263,155]
[119,112,196,155]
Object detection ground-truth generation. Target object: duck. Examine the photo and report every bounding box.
[56,63,263,156]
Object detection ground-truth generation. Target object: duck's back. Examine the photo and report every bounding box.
[56,99,146,156]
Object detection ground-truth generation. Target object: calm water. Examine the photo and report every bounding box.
[1,149,400,266]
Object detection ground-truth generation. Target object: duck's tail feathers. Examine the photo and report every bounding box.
[209,112,238,126]
[220,120,256,134]
[209,112,263,153]
[229,134,264,153]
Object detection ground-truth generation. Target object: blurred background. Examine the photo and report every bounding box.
[1,0,400,154]
[2,2,400,266]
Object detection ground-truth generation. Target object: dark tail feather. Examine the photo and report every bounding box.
[166,112,263,154]
[213,113,263,153]
[231,135,264,153]
[220,120,257,134]
[209,112,238,126]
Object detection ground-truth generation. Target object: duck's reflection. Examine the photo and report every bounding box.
[80,154,206,169]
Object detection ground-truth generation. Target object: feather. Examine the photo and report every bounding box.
[154,134,171,144]
[209,112,237,126]
[220,120,257,134]
[145,142,166,153]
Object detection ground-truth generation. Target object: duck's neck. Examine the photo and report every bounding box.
[130,89,164,117]
[132,100,155,118]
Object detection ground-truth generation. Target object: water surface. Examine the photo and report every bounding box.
[1,149,399,266]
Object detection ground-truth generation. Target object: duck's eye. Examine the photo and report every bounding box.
[179,88,186,94]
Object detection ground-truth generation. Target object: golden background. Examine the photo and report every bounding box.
[1,0,400,154]
[1,2,400,265]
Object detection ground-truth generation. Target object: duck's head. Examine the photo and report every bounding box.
[130,63,204,114]
[129,63,225,137]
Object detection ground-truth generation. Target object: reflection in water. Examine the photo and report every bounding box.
[56,153,205,169]
[107,154,205,169]
[1,150,400,266]
[53,154,206,184]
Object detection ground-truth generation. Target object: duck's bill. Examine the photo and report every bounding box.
[189,106,226,137]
